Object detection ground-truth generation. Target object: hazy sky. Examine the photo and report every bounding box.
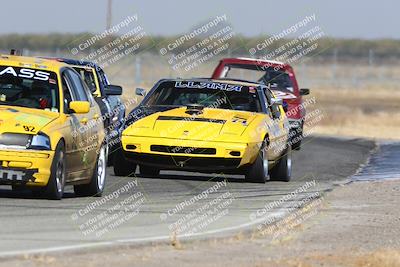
[0,0,397,39]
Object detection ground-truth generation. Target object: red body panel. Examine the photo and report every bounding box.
[211,58,304,121]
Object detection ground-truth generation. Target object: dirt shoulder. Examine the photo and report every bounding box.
[5,179,400,267]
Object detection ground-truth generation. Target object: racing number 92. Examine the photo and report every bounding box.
[23,125,35,132]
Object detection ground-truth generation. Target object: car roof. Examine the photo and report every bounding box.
[218,57,290,69]
[236,57,285,65]
[0,55,67,71]
[165,77,264,88]
[46,57,101,69]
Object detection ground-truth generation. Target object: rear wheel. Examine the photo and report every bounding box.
[45,142,66,200]
[270,145,292,182]
[74,143,107,197]
[245,148,269,183]
[291,126,303,151]
[113,148,137,176]
[139,165,160,177]
[11,185,24,191]
[292,141,301,151]
[107,151,114,167]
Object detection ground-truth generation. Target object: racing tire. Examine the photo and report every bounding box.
[30,187,45,197]
[107,152,114,167]
[74,143,107,197]
[113,148,137,177]
[11,185,25,191]
[139,165,160,177]
[45,142,66,200]
[245,148,269,183]
[291,126,303,151]
[270,145,292,182]
[292,141,301,151]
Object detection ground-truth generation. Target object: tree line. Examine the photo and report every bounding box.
[0,33,399,62]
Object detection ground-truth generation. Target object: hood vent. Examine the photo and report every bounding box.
[185,104,204,115]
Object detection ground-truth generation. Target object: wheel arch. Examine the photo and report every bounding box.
[49,131,65,151]
[262,133,270,149]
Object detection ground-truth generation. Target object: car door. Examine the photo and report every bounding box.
[61,70,90,179]
[263,88,288,159]
[65,69,101,175]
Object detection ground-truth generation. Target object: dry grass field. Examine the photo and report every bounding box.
[309,86,400,139]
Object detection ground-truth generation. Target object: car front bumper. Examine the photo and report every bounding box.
[121,135,260,171]
[0,150,55,186]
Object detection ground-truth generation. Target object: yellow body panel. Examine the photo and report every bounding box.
[121,106,288,171]
[0,150,54,186]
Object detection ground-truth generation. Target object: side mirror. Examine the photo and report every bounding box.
[282,101,288,112]
[104,85,123,96]
[69,101,90,114]
[300,88,310,96]
[136,88,146,97]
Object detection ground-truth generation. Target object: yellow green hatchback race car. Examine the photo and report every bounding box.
[0,55,107,199]
[114,78,291,183]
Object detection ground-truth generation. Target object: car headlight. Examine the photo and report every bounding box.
[0,133,31,149]
[29,133,51,150]
[0,132,50,150]
[112,115,119,123]
[122,107,145,129]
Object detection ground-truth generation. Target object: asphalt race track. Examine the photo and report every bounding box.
[0,136,374,257]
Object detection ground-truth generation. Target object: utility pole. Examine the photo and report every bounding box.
[368,49,374,66]
[106,0,112,30]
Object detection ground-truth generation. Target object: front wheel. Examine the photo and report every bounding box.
[74,143,107,197]
[139,165,160,177]
[45,142,66,200]
[270,145,292,182]
[113,148,136,176]
[245,148,269,183]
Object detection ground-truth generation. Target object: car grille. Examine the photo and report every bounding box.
[123,152,241,170]
[0,133,30,147]
[150,145,216,155]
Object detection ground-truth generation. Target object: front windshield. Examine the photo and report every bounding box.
[224,64,294,92]
[0,66,60,112]
[144,81,262,112]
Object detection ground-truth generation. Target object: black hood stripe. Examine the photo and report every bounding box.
[157,116,226,124]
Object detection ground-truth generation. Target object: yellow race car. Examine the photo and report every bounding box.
[0,55,107,199]
[114,78,291,183]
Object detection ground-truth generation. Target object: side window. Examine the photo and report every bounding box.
[65,69,89,102]
[61,72,74,113]
[74,67,97,93]
[98,69,110,86]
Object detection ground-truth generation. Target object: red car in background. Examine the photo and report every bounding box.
[212,57,310,150]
